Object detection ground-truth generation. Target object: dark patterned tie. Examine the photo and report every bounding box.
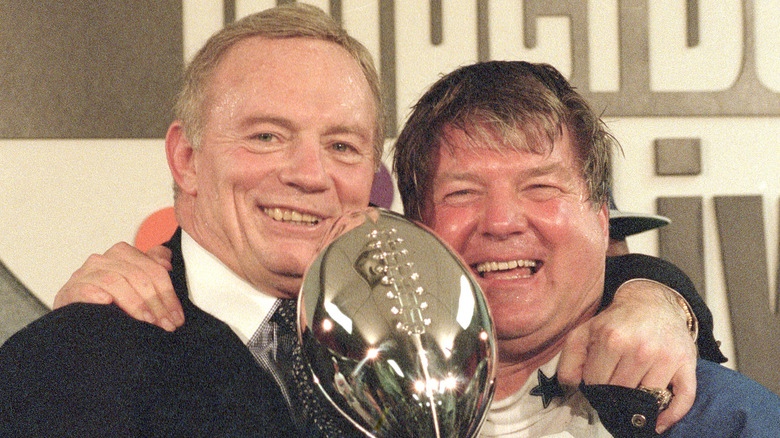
[264,299,362,437]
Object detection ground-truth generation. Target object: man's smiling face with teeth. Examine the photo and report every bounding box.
[423,124,609,359]
[171,37,377,299]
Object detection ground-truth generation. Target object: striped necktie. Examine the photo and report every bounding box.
[248,298,361,437]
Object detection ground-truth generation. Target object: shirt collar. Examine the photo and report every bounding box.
[181,230,278,344]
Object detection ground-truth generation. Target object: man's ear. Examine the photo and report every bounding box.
[598,203,610,242]
[166,121,198,196]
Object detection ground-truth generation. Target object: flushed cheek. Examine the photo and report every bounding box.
[521,199,573,230]
[560,215,607,252]
[531,203,602,241]
[429,208,477,249]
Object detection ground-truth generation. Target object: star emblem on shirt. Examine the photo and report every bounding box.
[530,369,565,408]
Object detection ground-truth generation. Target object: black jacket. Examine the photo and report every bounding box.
[0,229,297,437]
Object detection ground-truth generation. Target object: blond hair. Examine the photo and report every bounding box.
[175,3,384,160]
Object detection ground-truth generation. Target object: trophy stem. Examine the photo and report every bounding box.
[413,333,442,438]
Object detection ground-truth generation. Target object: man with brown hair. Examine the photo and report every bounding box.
[393,60,779,436]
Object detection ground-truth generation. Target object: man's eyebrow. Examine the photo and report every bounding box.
[523,162,565,178]
[238,115,296,131]
[434,169,481,183]
[322,124,371,141]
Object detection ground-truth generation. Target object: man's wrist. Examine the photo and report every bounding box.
[618,278,699,342]
[671,288,698,341]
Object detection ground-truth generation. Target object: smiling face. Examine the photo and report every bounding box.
[423,125,609,362]
[170,36,377,298]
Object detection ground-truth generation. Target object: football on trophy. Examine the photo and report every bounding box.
[298,208,496,437]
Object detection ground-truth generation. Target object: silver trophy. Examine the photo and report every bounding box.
[298,208,496,437]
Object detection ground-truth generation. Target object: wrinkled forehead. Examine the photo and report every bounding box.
[437,118,563,157]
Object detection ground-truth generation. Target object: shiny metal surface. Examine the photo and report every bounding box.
[298,208,496,437]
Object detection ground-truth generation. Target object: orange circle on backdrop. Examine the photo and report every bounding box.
[134,207,177,252]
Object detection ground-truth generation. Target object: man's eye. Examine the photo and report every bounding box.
[254,133,274,141]
[331,142,354,153]
[327,141,369,164]
[442,189,477,202]
[526,185,562,199]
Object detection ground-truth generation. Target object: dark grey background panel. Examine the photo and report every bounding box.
[0,259,48,345]
[429,0,442,45]
[655,138,701,176]
[685,0,699,47]
[657,196,706,298]
[378,0,397,138]
[0,1,183,138]
[714,195,780,395]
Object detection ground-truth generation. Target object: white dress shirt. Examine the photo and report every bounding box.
[181,230,278,344]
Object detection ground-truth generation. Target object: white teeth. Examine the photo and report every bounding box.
[263,207,320,225]
[476,259,537,273]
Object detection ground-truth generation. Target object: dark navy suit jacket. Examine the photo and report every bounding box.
[0,229,298,437]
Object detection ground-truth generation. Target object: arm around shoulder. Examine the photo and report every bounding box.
[604,253,726,363]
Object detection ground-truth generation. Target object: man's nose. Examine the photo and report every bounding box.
[279,138,330,192]
[479,191,529,239]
